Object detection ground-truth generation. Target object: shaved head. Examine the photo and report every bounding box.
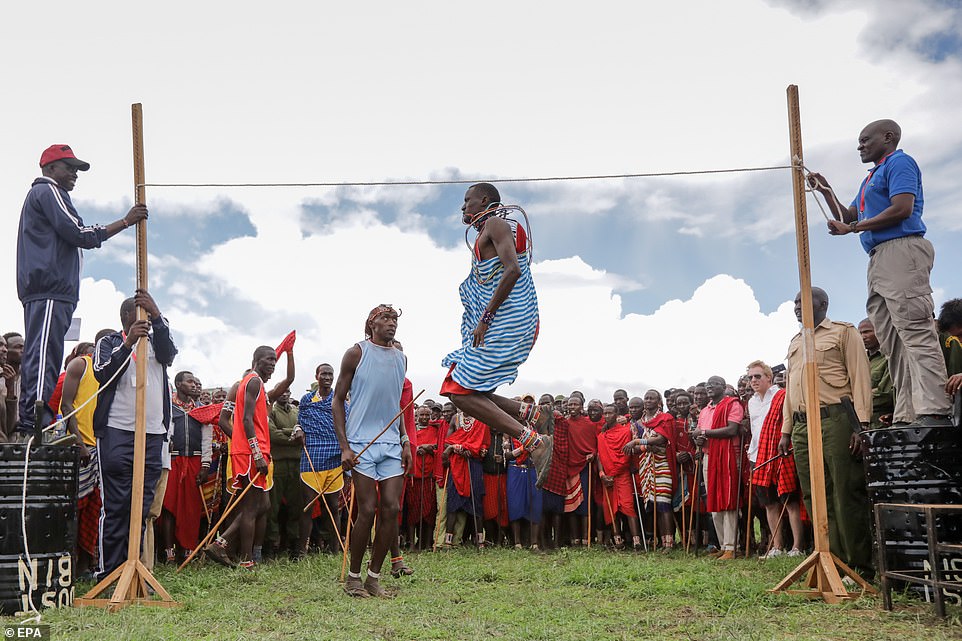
[863,119,901,145]
[469,182,501,204]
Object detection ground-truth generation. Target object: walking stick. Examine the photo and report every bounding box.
[751,449,792,473]
[303,390,423,514]
[689,458,701,555]
[465,453,482,548]
[495,439,503,548]
[745,481,754,559]
[651,483,658,550]
[417,452,425,552]
[178,472,261,571]
[734,432,745,555]
[303,442,344,553]
[679,467,687,552]
[586,461,593,549]
[601,481,616,542]
[340,484,356,582]
[199,483,211,523]
[630,471,648,552]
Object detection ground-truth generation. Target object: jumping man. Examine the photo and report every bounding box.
[440,183,552,484]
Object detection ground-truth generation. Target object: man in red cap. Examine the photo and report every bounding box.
[14,145,147,439]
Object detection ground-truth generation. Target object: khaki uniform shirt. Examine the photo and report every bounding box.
[782,317,872,434]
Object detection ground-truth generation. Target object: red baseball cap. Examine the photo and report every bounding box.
[39,144,90,171]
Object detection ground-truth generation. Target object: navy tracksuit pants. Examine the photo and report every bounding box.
[18,298,75,433]
[96,426,164,580]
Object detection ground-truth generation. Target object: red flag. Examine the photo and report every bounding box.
[189,402,224,425]
[275,330,296,355]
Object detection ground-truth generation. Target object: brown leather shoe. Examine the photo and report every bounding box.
[344,576,371,598]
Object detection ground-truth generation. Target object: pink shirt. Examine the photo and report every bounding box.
[698,399,743,430]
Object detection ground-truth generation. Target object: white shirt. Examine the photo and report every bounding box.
[106,337,167,435]
[747,385,777,463]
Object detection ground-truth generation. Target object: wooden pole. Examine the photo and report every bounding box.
[302,442,344,552]
[770,86,875,602]
[586,462,592,549]
[302,390,424,514]
[76,104,177,611]
[340,485,356,581]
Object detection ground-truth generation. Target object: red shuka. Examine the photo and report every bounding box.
[412,422,439,479]
[643,412,679,491]
[596,423,633,477]
[704,397,744,512]
[566,415,598,476]
[432,419,450,487]
[445,418,490,497]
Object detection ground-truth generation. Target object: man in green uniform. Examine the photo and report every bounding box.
[779,287,874,577]
[267,390,302,559]
[859,319,895,430]
[938,299,962,400]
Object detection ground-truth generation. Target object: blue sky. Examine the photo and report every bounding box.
[2,0,960,399]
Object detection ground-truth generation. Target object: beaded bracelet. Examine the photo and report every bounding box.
[481,310,495,325]
[248,436,263,459]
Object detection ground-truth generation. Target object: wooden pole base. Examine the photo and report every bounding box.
[75,559,177,612]
[770,550,878,603]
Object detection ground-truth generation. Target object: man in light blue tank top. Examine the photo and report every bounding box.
[334,304,411,598]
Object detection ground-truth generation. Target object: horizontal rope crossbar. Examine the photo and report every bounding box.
[140,165,794,189]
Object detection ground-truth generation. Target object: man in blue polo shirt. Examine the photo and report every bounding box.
[807,119,951,427]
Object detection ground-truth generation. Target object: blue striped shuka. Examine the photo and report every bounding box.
[442,218,540,392]
[298,389,349,473]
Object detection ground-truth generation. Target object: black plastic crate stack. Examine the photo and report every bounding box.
[862,425,962,602]
[0,443,79,616]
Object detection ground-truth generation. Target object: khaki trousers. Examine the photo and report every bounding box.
[141,469,169,570]
[867,235,951,422]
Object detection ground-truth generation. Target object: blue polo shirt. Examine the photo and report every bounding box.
[850,149,926,253]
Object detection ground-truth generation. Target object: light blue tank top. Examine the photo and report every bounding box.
[345,340,406,444]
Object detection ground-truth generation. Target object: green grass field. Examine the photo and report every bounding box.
[9,548,962,641]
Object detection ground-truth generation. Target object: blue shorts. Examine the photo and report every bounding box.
[351,441,403,482]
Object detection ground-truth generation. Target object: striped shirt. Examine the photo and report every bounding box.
[442,218,539,391]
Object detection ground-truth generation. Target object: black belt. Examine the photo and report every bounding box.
[792,403,844,424]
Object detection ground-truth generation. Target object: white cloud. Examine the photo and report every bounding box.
[151,216,798,401]
[1,0,959,408]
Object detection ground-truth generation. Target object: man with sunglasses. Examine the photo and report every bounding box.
[15,145,147,439]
